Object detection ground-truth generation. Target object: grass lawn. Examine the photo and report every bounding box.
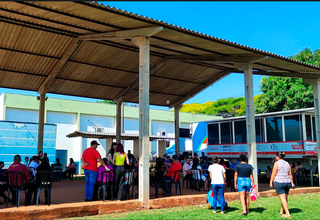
[64,193,320,220]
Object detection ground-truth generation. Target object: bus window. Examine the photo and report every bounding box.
[312,116,317,141]
[266,117,283,142]
[255,118,264,143]
[208,124,219,144]
[221,122,232,144]
[284,115,302,141]
[305,115,312,141]
[234,120,246,144]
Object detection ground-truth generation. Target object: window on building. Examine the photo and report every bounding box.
[234,120,246,144]
[208,123,219,145]
[266,117,283,142]
[284,114,302,141]
[305,115,312,141]
[221,122,232,144]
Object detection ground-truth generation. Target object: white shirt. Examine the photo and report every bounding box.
[182,161,192,177]
[208,164,226,184]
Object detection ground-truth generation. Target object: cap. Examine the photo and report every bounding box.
[172,155,179,160]
[91,140,100,146]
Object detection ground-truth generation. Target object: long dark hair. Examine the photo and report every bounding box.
[155,157,164,171]
[116,143,125,154]
[69,158,74,163]
[109,142,117,156]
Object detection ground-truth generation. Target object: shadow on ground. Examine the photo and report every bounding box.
[289,208,302,214]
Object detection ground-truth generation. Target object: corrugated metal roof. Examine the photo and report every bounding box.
[66,131,176,141]
[0,1,319,107]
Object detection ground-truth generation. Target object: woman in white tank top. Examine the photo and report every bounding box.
[270,152,295,218]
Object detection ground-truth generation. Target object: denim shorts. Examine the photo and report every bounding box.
[237,177,251,192]
[274,182,291,195]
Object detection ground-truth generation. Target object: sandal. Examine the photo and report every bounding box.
[241,212,247,215]
[281,214,291,218]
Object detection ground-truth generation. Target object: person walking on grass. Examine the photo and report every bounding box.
[270,152,294,218]
[234,153,254,215]
[208,156,226,215]
[81,140,108,202]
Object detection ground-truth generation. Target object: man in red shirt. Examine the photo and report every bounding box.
[162,155,182,196]
[81,140,108,201]
[8,155,33,205]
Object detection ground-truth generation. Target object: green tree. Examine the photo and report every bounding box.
[255,48,319,113]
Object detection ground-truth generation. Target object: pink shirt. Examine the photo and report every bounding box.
[96,165,114,182]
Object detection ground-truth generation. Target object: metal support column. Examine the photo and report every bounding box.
[132,36,150,206]
[175,105,181,156]
[304,78,320,186]
[241,62,258,192]
[37,93,46,154]
[116,99,123,143]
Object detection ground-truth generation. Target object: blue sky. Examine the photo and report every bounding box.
[1,1,319,110]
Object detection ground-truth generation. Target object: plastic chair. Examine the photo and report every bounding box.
[124,169,134,200]
[36,170,52,206]
[52,165,62,182]
[6,171,27,208]
[154,170,165,198]
[163,170,181,196]
[191,168,202,192]
[97,170,114,202]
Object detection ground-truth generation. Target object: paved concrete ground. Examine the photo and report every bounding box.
[0,176,318,220]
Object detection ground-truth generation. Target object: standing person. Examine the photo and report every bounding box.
[108,142,117,169]
[270,152,294,218]
[81,140,108,202]
[126,150,136,169]
[112,143,130,201]
[208,156,226,215]
[234,154,254,215]
[230,159,240,170]
[38,151,43,158]
[200,152,208,162]
[293,161,303,186]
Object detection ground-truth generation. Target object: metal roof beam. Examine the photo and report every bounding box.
[38,39,82,95]
[78,26,163,41]
[253,71,320,79]
[112,59,169,102]
[165,55,268,63]
[169,70,230,108]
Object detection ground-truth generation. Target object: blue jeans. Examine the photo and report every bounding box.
[212,184,226,211]
[84,169,98,200]
[162,177,173,194]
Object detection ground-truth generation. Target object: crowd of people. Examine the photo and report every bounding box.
[0,151,54,206]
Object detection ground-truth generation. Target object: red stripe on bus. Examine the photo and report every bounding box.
[207,152,247,155]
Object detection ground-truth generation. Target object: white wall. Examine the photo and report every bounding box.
[6,108,39,123]
[46,111,80,162]
[0,94,4,120]
[80,114,115,157]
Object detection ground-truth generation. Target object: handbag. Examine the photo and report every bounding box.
[250,184,257,201]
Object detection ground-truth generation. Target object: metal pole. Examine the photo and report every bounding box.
[175,105,181,156]
[132,36,150,207]
[37,93,46,155]
[116,99,123,143]
[242,62,259,192]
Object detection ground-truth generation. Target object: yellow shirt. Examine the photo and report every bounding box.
[115,152,126,166]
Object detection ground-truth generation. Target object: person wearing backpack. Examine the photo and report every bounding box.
[294,161,303,186]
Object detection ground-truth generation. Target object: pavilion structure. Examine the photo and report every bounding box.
[1,1,320,207]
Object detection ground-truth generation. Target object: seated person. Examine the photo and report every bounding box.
[0,161,11,204]
[182,157,194,190]
[265,166,272,180]
[192,163,208,191]
[93,158,113,200]
[29,156,39,179]
[8,155,33,205]
[65,158,77,180]
[162,155,182,196]
[35,158,52,205]
[150,157,166,187]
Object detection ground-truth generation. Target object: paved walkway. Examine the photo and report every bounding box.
[0,177,319,220]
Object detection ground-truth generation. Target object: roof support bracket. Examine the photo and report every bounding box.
[78,26,163,41]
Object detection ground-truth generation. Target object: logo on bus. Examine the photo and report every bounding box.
[291,144,304,150]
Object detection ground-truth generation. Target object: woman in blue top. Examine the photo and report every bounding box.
[234,154,254,215]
